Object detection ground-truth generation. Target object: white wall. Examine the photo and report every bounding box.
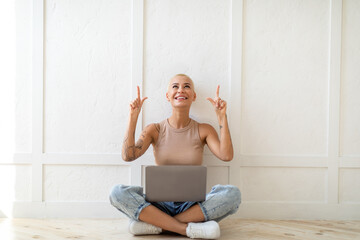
[1,0,360,219]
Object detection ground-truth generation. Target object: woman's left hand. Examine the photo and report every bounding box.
[206,85,227,117]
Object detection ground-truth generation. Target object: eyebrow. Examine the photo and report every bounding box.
[172,83,191,86]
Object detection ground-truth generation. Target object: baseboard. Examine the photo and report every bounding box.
[1,201,360,220]
[234,202,360,220]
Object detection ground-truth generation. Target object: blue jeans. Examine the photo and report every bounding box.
[109,184,241,222]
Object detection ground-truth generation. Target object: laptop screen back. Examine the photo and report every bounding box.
[145,165,207,202]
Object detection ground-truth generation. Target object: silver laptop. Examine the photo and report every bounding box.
[145,165,207,202]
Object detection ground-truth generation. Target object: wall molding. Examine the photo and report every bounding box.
[32,0,44,203]
[327,0,343,204]
[229,0,243,164]
[340,158,360,168]
[238,202,360,220]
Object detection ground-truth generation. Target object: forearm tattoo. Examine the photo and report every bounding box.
[123,130,147,161]
[219,114,227,130]
[123,134,136,161]
[154,123,160,133]
[135,139,144,150]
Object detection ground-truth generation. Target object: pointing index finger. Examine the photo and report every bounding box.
[216,85,220,98]
[137,86,141,100]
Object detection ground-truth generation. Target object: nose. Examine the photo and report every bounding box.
[178,86,185,93]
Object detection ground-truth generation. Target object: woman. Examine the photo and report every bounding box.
[109,74,241,239]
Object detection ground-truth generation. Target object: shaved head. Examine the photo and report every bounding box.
[168,74,195,92]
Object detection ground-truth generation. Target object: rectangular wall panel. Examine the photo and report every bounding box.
[143,0,231,128]
[44,165,130,201]
[15,0,32,153]
[44,0,132,153]
[340,0,360,156]
[240,167,327,202]
[339,168,360,203]
[241,0,329,156]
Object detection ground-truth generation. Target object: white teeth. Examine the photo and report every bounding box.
[177,97,186,100]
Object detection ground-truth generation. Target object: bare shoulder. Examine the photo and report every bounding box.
[143,123,160,142]
[198,123,217,140]
[199,123,214,131]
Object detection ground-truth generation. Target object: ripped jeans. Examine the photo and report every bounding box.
[109,184,241,222]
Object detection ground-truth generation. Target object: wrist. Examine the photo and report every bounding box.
[129,111,140,120]
[217,113,227,122]
[128,114,139,128]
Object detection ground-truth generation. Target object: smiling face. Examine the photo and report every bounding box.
[166,74,196,108]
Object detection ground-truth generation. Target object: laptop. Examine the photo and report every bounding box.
[145,165,207,202]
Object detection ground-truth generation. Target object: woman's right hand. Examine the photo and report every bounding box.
[130,86,148,118]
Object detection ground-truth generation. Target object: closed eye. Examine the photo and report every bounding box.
[171,84,191,88]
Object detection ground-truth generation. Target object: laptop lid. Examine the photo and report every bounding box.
[145,165,207,202]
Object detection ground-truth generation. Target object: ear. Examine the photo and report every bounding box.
[193,92,197,102]
[166,92,170,102]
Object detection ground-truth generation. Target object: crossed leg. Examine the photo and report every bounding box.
[138,204,205,236]
[110,184,241,237]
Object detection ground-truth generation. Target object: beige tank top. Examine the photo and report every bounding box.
[153,119,204,165]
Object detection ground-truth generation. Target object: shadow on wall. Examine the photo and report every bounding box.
[0,165,16,218]
[0,0,20,219]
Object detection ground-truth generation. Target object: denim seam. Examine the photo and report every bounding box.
[134,202,151,220]
[207,202,227,215]
[128,190,142,205]
[127,187,149,220]
[197,202,209,222]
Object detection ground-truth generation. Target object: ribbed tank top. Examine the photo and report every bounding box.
[153,119,204,165]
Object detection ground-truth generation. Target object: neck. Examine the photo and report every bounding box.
[168,108,191,129]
